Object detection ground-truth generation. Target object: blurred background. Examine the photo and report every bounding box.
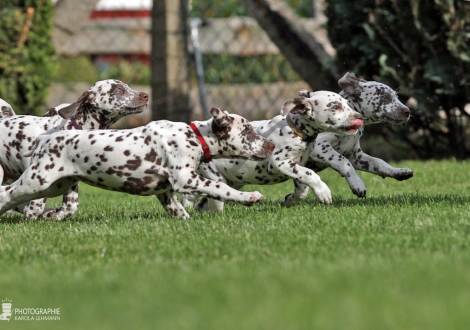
[0,0,469,160]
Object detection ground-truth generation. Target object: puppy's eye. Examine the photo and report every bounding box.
[331,105,339,110]
[381,94,391,101]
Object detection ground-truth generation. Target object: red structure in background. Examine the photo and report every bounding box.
[90,10,151,19]
[93,54,151,66]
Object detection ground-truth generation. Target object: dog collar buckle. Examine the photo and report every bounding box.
[189,123,212,163]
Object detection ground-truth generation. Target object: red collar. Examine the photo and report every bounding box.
[189,123,212,163]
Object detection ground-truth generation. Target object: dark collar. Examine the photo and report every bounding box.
[70,114,82,130]
[189,123,212,163]
[286,114,315,143]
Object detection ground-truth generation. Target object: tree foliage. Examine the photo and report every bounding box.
[325,0,470,159]
[191,0,313,18]
[0,0,56,115]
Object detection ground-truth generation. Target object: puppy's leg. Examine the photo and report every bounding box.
[273,160,332,205]
[181,193,198,208]
[23,199,48,219]
[170,170,263,206]
[183,162,222,211]
[349,148,413,180]
[310,143,367,198]
[0,154,74,219]
[195,182,244,212]
[157,190,190,219]
[282,181,310,207]
[194,196,226,212]
[0,178,72,219]
[42,182,80,220]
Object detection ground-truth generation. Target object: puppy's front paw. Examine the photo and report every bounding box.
[313,184,332,205]
[350,181,366,198]
[281,193,298,208]
[241,191,264,206]
[393,168,414,181]
[249,191,264,203]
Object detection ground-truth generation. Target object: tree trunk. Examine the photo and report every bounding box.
[151,0,191,122]
[241,0,339,92]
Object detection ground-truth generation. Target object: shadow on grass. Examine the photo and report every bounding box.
[287,192,470,209]
[0,212,25,224]
[0,211,170,225]
[2,193,469,224]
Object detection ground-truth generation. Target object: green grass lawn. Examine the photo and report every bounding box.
[1,160,470,329]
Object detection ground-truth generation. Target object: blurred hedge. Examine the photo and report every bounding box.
[326,0,470,159]
[0,0,56,115]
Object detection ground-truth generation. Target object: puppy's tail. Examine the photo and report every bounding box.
[23,135,50,158]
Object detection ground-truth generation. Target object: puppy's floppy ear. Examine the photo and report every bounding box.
[210,107,233,128]
[338,72,365,96]
[298,89,313,98]
[58,90,94,119]
[281,97,312,115]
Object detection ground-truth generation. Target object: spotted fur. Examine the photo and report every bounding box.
[0,80,149,218]
[182,91,363,212]
[0,108,275,219]
[280,73,413,206]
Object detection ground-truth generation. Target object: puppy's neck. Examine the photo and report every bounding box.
[288,113,322,141]
[190,119,226,159]
[69,106,118,130]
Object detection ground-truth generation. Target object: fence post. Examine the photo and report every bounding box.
[151,0,191,122]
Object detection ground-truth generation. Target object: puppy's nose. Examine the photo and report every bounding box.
[402,107,410,116]
[140,92,149,101]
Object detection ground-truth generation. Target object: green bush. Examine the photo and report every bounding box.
[325,0,470,159]
[197,54,301,84]
[53,56,150,86]
[191,0,313,18]
[0,0,56,115]
[98,60,151,85]
[52,55,99,84]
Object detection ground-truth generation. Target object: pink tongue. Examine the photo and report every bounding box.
[350,119,363,129]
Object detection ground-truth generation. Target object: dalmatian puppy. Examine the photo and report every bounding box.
[0,98,16,187]
[182,91,364,212]
[0,79,148,218]
[280,73,413,206]
[0,98,16,119]
[0,108,275,219]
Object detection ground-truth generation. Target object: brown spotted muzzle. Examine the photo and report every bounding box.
[128,92,149,113]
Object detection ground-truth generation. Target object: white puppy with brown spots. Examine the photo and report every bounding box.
[281,73,413,206]
[0,80,148,218]
[183,90,364,212]
[0,108,275,219]
[0,98,16,188]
